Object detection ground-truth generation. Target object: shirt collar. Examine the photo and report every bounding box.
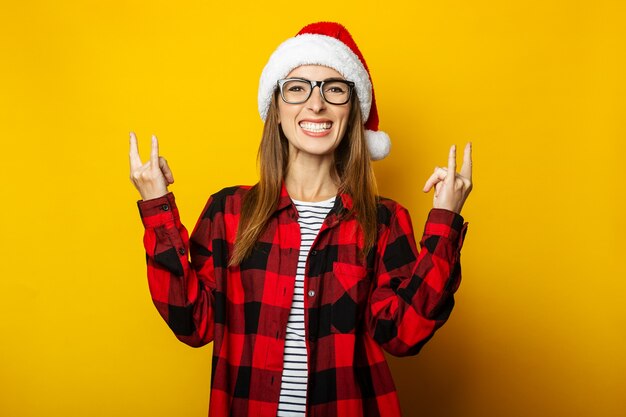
[277,180,354,215]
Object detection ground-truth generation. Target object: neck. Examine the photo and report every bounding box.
[284,152,339,202]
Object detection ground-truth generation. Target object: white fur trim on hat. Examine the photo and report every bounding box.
[258,33,372,123]
[365,129,391,161]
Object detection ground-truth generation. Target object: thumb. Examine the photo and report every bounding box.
[159,156,175,184]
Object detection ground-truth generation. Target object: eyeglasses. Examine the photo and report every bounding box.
[277,78,355,105]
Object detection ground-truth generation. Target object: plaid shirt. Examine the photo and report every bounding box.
[137,184,468,417]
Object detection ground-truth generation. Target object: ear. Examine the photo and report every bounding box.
[274,91,281,124]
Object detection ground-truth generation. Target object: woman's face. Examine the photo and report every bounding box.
[277,65,352,162]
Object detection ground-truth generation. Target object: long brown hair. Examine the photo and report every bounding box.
[229,91,378,266]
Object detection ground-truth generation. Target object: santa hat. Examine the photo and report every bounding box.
[258,22,391,160]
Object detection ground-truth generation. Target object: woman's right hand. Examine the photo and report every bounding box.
[129,132,175,200]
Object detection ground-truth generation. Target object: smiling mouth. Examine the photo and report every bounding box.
[299,121,333,133]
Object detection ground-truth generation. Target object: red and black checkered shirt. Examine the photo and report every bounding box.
[137,183,468,417]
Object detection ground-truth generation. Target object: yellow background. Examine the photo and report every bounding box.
[1,0,624,416]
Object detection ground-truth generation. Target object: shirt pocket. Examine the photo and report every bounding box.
[331,262,370,334]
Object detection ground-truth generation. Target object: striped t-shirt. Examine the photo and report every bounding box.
[276,195,336,417]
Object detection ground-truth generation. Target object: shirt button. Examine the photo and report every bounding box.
[178,248,186,255]
[308,290,315,297]
[310,250,317,256]
[161,204,169,211]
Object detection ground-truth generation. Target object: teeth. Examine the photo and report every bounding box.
[299,121,332,132]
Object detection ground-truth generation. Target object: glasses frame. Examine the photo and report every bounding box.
[277,77,355,105]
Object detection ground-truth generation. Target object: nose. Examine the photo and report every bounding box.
[306,85,326,112]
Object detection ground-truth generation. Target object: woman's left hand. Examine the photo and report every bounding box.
[422,143,473,214]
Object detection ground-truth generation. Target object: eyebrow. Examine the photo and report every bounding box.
[288,76,348,82]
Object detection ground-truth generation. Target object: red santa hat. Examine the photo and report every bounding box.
[258,21,391,160]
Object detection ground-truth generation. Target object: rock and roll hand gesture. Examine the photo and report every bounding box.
[129,132,473,213]
[129,132,174,201]
[422,143,473,215]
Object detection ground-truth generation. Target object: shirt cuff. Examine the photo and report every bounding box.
[424,208,468,247]
[136,192,178,228]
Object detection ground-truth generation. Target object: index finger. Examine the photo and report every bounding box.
[446,144,456,184]
[460,142,472,180]
[150,134,159,166]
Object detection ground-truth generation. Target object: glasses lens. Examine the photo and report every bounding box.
[322,81,351,104]
[281,80,311,103]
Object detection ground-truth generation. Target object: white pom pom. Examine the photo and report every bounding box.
[365,130,391,160]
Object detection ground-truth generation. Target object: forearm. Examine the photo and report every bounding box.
[138,192,216,347]
[368,205,468,357]
[413,208,467,318]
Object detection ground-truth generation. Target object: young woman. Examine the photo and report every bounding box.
[129,22,472,417]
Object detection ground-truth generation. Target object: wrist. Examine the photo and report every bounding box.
[141,189,169,201]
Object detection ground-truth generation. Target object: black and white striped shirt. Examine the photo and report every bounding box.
[276,196,336,417]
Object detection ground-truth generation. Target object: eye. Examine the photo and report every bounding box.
[324,81,348,94]
[283,80,310,94]
[328,86,346,93]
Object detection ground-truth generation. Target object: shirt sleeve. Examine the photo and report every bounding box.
[367,205,468,357]
[137,192,219,348]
